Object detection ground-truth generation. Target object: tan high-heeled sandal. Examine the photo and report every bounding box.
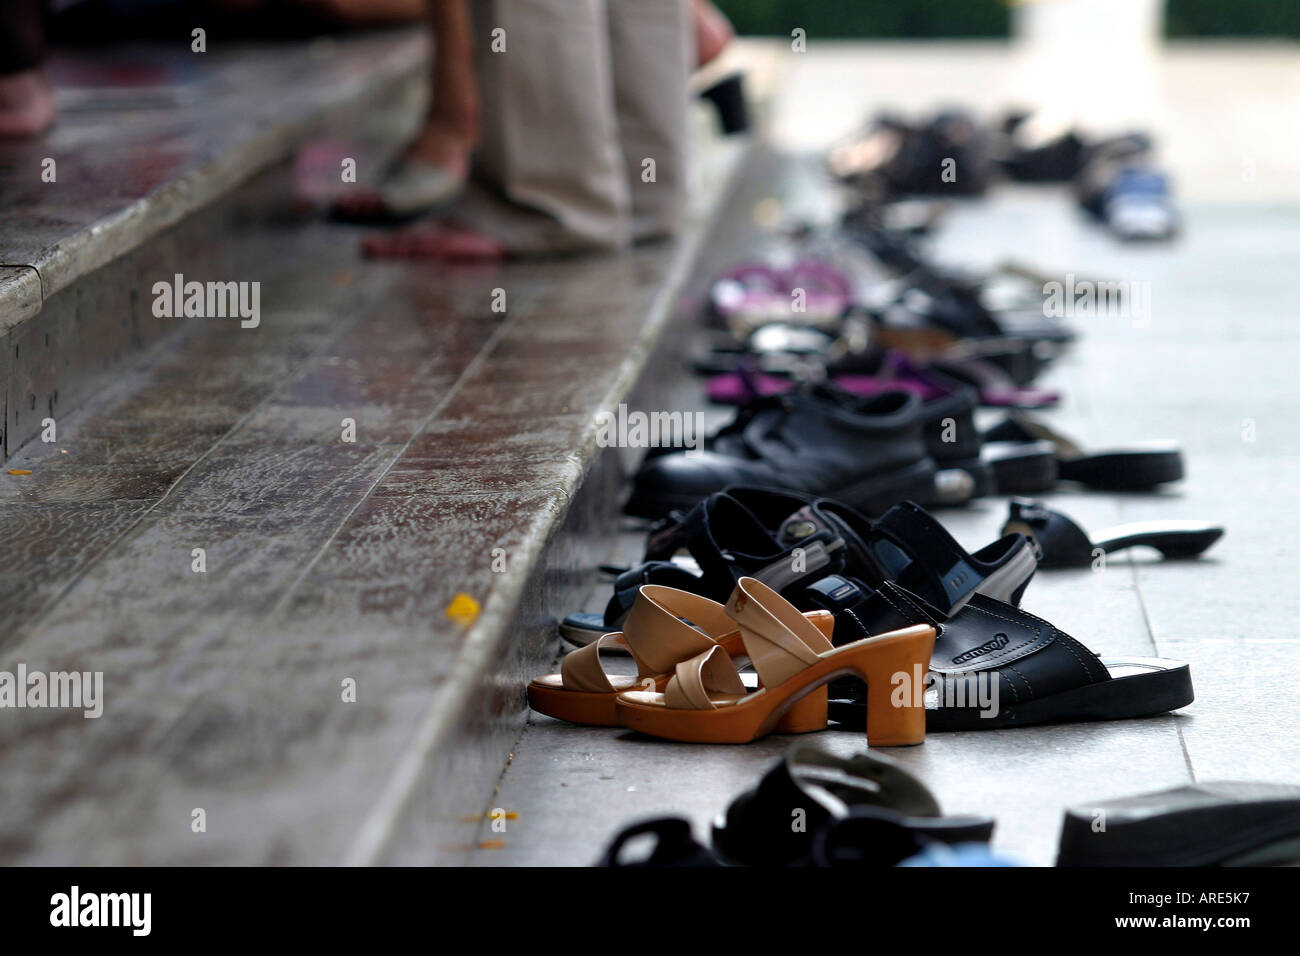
[528,584,833,728]
[615,577,935,746]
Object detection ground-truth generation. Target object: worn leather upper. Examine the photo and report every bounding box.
[631,386,929,505]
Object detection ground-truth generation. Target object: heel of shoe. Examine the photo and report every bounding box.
[855,625,935,747]
[774,685,828,734]
[698,72,749,135]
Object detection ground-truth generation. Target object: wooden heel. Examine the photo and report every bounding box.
[855,625,935,747]
[773,685,828,734]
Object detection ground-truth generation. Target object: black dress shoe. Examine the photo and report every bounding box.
[624,386,936,520]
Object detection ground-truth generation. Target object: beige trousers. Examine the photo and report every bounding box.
[464,0,693,254]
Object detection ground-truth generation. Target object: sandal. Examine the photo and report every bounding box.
[598,817,720,867]
[532,584,834,727]
[712,743,993,866]
[806,576,1193,731]
[709,261,851,333]
[983,440,1060,495]
[614,577,936,746]
[985,412,1184,490]
[1004,498,1224,569]
[1058,782,1300,867]
[562,488,1037,645]
[559,489,857,646]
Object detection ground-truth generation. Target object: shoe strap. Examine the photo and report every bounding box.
[608,492,848,625]
[870,501,981,610]
[663,645,747,710]
[727,577,833,688]
[561,586,733,693]
[1002,498,1092,568]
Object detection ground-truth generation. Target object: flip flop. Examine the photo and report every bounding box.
[985,412,1184,491]
[1003,498,1224,569]
[1057,782,1300,866]
[808,577,1194,732]
[712,744,994,866]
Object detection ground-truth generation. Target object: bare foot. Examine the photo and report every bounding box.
[693,0,735,69]
[0,68,55,137]
[362,223,505,261]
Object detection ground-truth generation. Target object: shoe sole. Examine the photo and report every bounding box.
[984,441,1059,494]
[828,658,1192,732]
[1058,448,1184,490]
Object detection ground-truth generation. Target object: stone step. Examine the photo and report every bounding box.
[1,29,427,461]
[0,31,767,863]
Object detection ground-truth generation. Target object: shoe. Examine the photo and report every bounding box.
[1057,782,1300,866]
[562,488,1036,645]
[983,440,1059,495]
[614,577,936,746]
[1076,138,1178,242]
[709,260,852,333]
[985,413,1184,491]
[625,386,937,520]
[926,354,1060,409]
[996,111,1153,184]
[563,489,860,646]
[807,577,1193,731]
[1003,498,1223,568]
[712,743,993,866]
[698,73,749,136]
[830,109,993,199]
[331,156,466,222]
[531,584,834,726]
[598,817,721,867]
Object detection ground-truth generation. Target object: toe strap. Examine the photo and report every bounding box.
[560,632,633,694]
[1003,498,1095,568]
[664,646,747,710]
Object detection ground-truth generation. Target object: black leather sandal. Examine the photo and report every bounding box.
[560,489,853,645]
[808,576,1193,731]
[985,412,1184,491]
[711,744,994,866]
[560,489,1037,646]
[1057,782,1300,866]
[1004,498,1224,569]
